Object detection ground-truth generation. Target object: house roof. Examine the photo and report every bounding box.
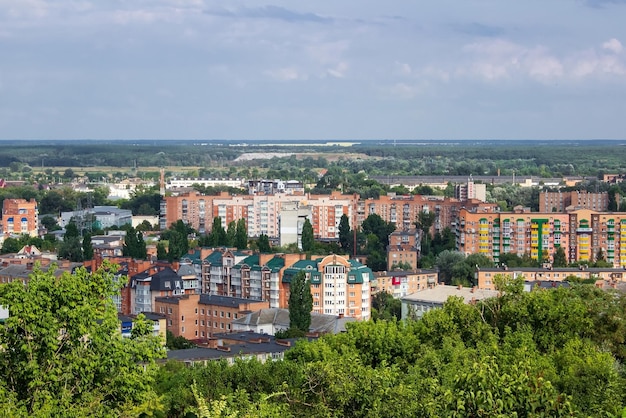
[232,308,356,334]
[198,294,265,308]
[401,285,499,305]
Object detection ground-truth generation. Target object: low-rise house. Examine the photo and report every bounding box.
[231,308,356,335]
[401,284,498,319]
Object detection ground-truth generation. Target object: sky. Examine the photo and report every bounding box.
[1,0,626,141]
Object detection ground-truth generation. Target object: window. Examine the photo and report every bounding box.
[195,330,198,337]
[227,312,231,318]
[182,326,185,332]
[234,313,238,319]
[227,324,231,330]
[214,310,217,316]
[159,306,164,313]
[220,323,224,329]
[220,311,224,317]
[181,315,185,322]
[201,320,205,326]
[201,331,205,337]
[195,308,198,314]
[168,307,172,314]
[201,309,205,315]
[214,322,218,327]
[168,319,172,326]
[195,319,198,325]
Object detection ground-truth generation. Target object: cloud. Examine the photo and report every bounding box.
[265,67,307,81]
[205,5,332,23]
[459,38,625,82]
[603,38,623,53]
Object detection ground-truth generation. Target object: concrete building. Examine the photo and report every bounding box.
[1,198,39,239]
[154,294,269,339]
[372,269,438,299]
[456,207,626,267]
[387,228,420,271]
[539,191,611,213]
[455,178,487,202]
[475,266,626,291]
[282,254,372,320]
[279,202,312,248]
[60,206,132,229]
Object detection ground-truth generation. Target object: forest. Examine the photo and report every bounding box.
[1,264,625,416]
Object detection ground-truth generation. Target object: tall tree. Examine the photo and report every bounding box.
[58,221,83,262]
[82,232,94,260]
[0,262,164,415]
[361,213,396,249]
[338,214,352,255]
[235,218,248,250]
[156,241,167,260]
[257,233,271,253]
[288,270,313,333]
[226,220,237,247]
[553,246,567,267]
[209,217,227,247]
[301,218,314,252]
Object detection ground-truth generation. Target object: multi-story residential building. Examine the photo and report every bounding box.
[167,177,245,190]
[282,254,372,320]
[387,228,420,271]
[131,266,184,315]
[457,207,571,264]
[1,198,39,239]
[154,294,269,339]
[372,269,439,298]
[161,191,357,242]
[455,178,487,202]
[248,179,304,195]
[539,191,611,213]
[475,266,626,291]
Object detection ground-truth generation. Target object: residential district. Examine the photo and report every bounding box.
[1,173,626,364]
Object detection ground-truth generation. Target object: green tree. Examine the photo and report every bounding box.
[301,218,314,252]
[553,246,567,267]
[235,218,248,250]
[157,241,168,260]
[338,214,352,255]
[58,221,83,262]
[0,262,164,415]
[82,233,94,260]
[415,210,436,256]
[257,233,271,253]
[1,237,20,254]
[435,250,465,284]
[371,291,401,321]
[226,220,237,247]
[288,271,312,333]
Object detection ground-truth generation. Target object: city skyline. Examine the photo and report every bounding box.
[1,0,626,140]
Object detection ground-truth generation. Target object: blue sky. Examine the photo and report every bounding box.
[1,0,625,140]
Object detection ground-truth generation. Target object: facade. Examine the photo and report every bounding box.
[476,266,626,291]
[248,179,304,195]
[1,198,39,239]
[387,228,420,271]
[60,206,132,229]
[279,202,312,248]
[455,178,487,202]
[167,177,245,190]
[539,191,611,213]
[372,269,438,298]
[282,254,372,320]
[131,266,184,315]
[400,285,499,319]
[456,208,626,267]
[154,294,269,339]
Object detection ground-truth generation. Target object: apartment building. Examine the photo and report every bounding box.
[476,266,626,291]
[372,269,439,298]
[281,254,372,320]
[387,228,420,271]
[2,198,39,239]
[154,293,269,339]
[456,208,626,267]
[539,191,611,213]
[162,191,357,242]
